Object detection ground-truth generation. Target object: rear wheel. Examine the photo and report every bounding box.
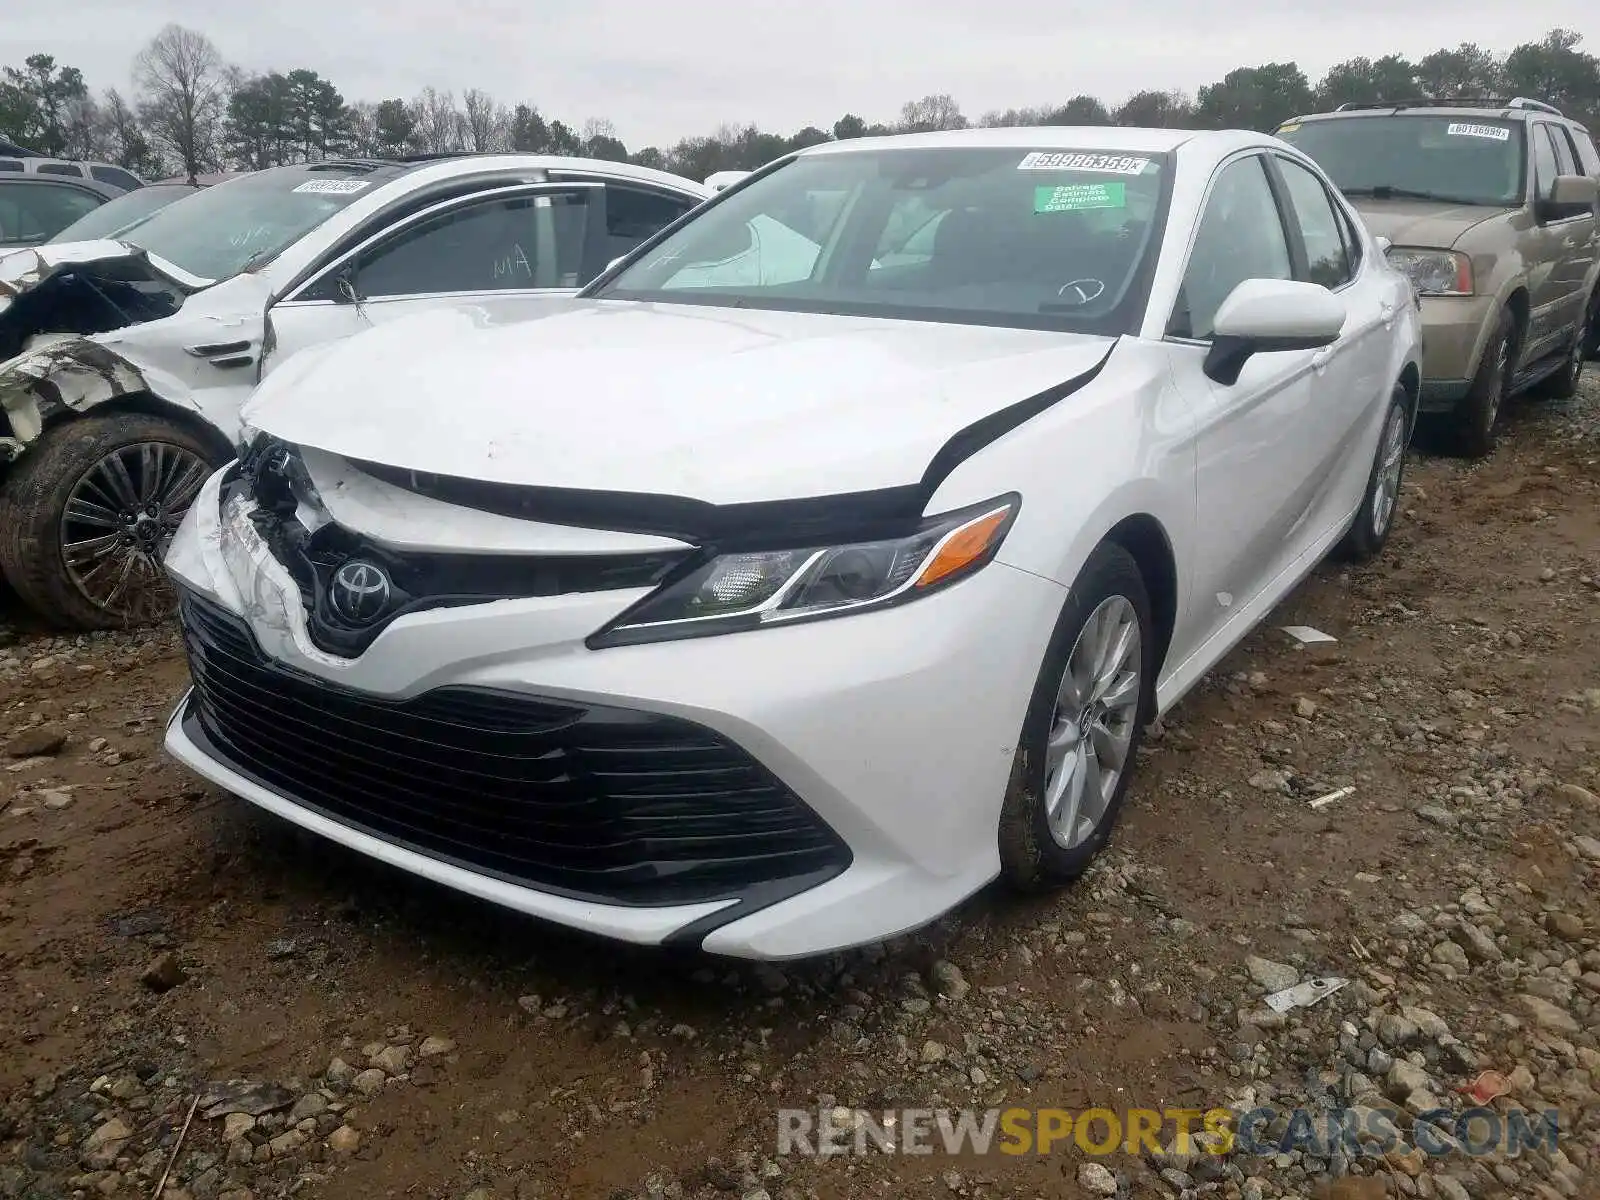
[1533,301,1591,400]
[1455,308,1515,459]
[0,412,218,630]
[999,542,1152,889]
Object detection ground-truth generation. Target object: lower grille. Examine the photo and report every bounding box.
[177,590,850,906]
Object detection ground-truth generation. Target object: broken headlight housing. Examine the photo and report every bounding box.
[589,495,1018,647]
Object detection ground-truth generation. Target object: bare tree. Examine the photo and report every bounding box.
[96,87,162,174]
[408,87,465,153]
[462,88,508,152]
[132,24,229,178]
[898,93,967,132]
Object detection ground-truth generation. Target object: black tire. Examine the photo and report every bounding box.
[0,411,221,631]
[999,541,1153,891]
[1455,308,1515,459]
[1533,299,1592,400]
[1337,387,1411,563]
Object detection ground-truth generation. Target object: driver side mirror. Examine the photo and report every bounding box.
[1203,278,1346,386]
[1539,174,1599,222]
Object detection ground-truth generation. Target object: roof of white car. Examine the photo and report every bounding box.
[797,126,1267,158]
[393,153,712,196]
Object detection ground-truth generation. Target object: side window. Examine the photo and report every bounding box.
[603,187,695,260]
[1276,158,1354,289]
[1546,125,1578,176]
[304,191,591,301]
[1531,125,1560,201]
[35,162,84,178]
[1574,130,1600,178]
[0,160,23,173]
[0,182,104,245]
[91,166,143,191]
[1170,156,1292,340]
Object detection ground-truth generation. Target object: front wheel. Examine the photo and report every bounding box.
[999,542,1153,889]
[0,412,220,630]
[1455,308,1515,459]
[1337,387,1410,563]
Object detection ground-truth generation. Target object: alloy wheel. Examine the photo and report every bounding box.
[1371,403,1407,537]
[1042,594,1143,850]
[60,441,210,622]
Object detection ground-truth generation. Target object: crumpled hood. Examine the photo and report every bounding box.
[246,299,1117,506]
[0,240,206,317]
[1350,200,1514,249]
[0,241,141,315]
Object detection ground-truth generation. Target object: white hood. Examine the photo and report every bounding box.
[245,300,1116,506]
[0,240,208,316]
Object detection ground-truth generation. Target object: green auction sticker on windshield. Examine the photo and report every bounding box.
[1034,182,1126,213]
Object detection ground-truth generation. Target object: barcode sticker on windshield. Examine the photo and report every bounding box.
[292,179,373,194]
[1446,123,1510,142]
[1018,152,1150,174]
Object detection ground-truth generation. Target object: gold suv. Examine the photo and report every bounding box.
[1278,97,1600,456]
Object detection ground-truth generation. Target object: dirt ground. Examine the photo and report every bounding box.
[2,376,1598,1200]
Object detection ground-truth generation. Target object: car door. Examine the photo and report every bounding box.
[1163,152,1330,658]
[263,182,607,372]
[1536,124,1598,351]
[1524,123,1595,362]
[1267,151,1397,517]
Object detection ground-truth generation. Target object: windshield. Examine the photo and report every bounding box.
[591,146,1172,334]
[47,184,196,243]
[1279,116,1526,207]
[105,164,399,280]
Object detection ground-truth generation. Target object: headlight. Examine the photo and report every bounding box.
[589,495,1019,647]
[1386,247,1473,296]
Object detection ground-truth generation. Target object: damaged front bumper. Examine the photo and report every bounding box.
[160,466,1068,959]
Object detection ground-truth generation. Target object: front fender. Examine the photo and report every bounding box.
[0,338,223,467]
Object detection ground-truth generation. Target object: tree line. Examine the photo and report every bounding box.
[3,24,1597,184]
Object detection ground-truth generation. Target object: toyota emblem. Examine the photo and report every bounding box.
[330,560,392,625]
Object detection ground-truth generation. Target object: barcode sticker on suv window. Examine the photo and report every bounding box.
[1017,152,1150,174]
[292,179,373,194]
[1446,123,1510,142]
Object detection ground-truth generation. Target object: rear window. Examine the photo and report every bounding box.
[1278,115,1526,207]
[91,166,143,191]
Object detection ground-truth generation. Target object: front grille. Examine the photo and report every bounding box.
[224,443,690,659]
[177,590,850,906]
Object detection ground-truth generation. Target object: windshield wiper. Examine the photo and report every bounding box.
[1339,185,1492,205]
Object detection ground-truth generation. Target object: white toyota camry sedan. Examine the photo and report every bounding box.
[161,127,1423,960]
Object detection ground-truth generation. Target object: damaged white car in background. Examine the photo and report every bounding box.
[162,127,1423,958]
[0,156,710,629]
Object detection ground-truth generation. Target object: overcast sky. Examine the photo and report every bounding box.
[4,1,1591,148]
